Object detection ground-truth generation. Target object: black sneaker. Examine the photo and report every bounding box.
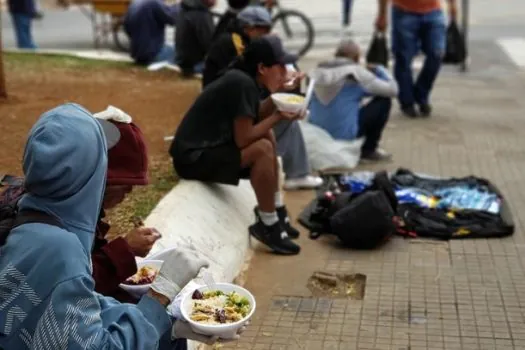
[401,105,418,118]
[254,207,300,239]
[249,221,301,255]
[419,104,432,117]
[360,148,393,163]
[276,206,300,239]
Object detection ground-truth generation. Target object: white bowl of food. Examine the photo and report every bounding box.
[119,260,163,299]
[271,93,306,114]
[181,283,256,339]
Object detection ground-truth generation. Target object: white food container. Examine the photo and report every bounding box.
[180,283,256,339]
[271,93,306,114]
[118,260,164,299]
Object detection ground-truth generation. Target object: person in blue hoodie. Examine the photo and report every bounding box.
[0,103,224,349]
[124,0,180,65]
[7,0,37,49]
[309,40,398,162]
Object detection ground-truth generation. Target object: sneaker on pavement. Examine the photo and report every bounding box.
[419,104,432,117]
[360,148,393,163]
[284,175,323,191]
[401,105,418,118]
[249,221,301,255]
[253,207,300,239]
[276,206,300,239]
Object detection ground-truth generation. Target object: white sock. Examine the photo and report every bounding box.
[258,210,279,226]
[274,191,284,208]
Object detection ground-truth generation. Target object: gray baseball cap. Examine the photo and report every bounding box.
[237,6,272,27]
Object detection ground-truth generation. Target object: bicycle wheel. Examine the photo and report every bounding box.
[272,9,314,57]
[112,17,130,53]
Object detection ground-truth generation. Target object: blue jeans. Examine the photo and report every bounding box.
[391,6,445,107]
[11,13,37,49]
[153,45,177,64]
[357,96,391,153]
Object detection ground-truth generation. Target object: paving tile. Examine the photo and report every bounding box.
[240,72,525,350]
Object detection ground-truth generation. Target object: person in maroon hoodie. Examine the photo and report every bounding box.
[91,119,162,304]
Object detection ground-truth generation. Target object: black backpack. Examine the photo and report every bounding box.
[306,171,397,249]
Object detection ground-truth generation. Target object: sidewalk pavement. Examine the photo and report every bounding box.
[224,68,525,350]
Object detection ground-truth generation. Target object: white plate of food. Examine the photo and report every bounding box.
[271,93,306,114]
[119,260,163,299]
[181,283,256,339]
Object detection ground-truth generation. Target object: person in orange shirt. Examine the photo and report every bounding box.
[375,0,457,118]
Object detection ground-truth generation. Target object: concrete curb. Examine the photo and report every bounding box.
[143,179,257,349]
[4,48,132,62]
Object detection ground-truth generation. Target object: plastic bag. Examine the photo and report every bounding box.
[299,121,363,171]
[93,105,133,124]
[366,32,389,67]
[443,20,467,64]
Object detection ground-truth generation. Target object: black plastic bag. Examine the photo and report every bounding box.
[443,20,467,64]
[366,32,389,67]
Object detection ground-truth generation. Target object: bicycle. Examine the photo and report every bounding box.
[262,0,315,57]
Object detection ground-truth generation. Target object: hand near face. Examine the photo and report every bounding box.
[282,71,306,91]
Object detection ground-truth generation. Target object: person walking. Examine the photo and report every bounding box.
[7,0,38,49]
[375,0,457,118]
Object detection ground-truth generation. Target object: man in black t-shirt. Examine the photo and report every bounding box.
[170,35,303,255]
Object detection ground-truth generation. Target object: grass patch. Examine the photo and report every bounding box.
[4,52,132,71]
[105,156,179,239]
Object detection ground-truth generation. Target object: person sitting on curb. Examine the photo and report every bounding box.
[203,6,323,191]
[176,0,216,76]
[211,0,251,42]
[124,0,179,65]
[170,35,303,255]
[0,110,161,305]
[0,103,236,349]
[7,0,37,49]
[309,40,398,162]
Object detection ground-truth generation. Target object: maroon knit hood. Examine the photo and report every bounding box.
[106,121,149,186]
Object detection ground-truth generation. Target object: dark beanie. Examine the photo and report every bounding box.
[106,121,149,186]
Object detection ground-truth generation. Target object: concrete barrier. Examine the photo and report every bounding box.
[145,179,257,282]
[143,179,257,349]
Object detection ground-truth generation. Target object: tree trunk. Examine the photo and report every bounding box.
[0,11,7,99]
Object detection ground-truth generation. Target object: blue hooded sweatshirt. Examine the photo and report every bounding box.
[124,0,179,64]
[309,58,398,140]
[0,103,171,349]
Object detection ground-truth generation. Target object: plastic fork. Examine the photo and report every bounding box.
[202,271,216,291]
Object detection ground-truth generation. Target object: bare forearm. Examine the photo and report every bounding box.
[258,96,276,119]
[235,114,281,149]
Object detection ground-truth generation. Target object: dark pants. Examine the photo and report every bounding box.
[391,6,446,108]
[357,97,391,154]
[11,13,37,49]
[342,0,353,26]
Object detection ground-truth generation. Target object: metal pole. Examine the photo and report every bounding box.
[460,0,469,72]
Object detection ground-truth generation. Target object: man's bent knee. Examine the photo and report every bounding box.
[253,138,275,158]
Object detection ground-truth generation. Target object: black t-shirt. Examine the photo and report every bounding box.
[170,69,260,157]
